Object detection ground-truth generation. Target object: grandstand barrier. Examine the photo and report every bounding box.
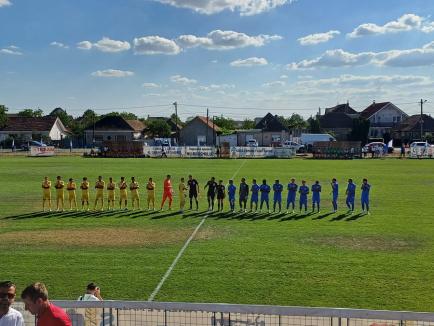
[12,300,434,326]
[143,146,296,158]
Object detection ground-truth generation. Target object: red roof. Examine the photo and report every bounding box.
[196,116,221,132]
[360,102,391,119]
[125,119,146,132]
[0,116,58,132]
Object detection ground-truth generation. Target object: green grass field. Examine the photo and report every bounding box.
[1,156,434,311]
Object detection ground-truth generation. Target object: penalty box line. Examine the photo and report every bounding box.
[147,160,247,301]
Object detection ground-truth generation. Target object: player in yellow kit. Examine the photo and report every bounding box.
[80,177,90,211]
[179,177,187,213]
[54,176,65,212]
[67,178,77,211]
[118,176,128,210]
[42,176,52,212]
[94,176,105,211]
[146,177,156,210]
[107,177,116,210]
[130,177,140,210]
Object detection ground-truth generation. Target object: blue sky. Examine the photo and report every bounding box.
[1,0,434,119]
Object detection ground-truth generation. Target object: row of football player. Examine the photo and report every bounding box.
[41,175,371,214]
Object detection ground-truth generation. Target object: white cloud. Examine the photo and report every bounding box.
[280,74,288,79]
[0,45,22,55]
[77,37,130,52]
[134,36,181,55]
[262,80,286,87]
[298,30,340,45]
[198,83,235,91]
[230,57,268,67]
[347,14,430,38]
[142,82,161,88]
[288,42,434,69]
[91,69,134,78]
[50,41,69,49]
[170,75,197,85]
[153,0,294,16]
[0,0,11,7]
[177,30,282,50]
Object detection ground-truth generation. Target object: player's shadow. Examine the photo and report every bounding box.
[3,211,51,220]
[151,210,181,219]
[329,213,348,221]
[268,213,285,220]
[345,213,364,221]
[312,212,334,220]
[280,212,313,221]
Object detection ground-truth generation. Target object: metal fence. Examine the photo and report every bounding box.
[12,301,434,326]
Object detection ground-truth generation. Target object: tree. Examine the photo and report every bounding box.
[287,114,308,130]
[103,111,138,120]
[213,116,236,130]
[170,113,184,127]
[241,119,255,129]
[146,119,171,138]
[49,107,73,127]
[0,104,8,128]
[308,116,321,133]
[18,109,43,117]
[349,117,370,145]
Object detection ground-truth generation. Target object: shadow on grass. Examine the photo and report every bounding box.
[345,213,364,221]
[312,212,334,220]
[329,213,349,221]
[279,211,313,222]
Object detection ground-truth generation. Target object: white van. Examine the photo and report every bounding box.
[246,139,258,147]
[300,133,336,146]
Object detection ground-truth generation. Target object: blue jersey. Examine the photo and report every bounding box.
[311,184,321,201]
[228,184,236,199]
[346,183,356,197]
[259,184,270,199]
[331,182,339,199]
[273,183,283,199]
[287,183,298,199]
[361,183,371,199]
[251,184,259,200]
[299,185,309,201]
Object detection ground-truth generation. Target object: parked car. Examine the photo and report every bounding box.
[410,141,431,148]
[363,142,388,154]
[246,139,258,147]
[20,140,47,151]
[282,140,305,152]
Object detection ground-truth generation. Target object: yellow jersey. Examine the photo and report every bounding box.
[146,181,156,195]
[179,182,187,196]
[42,180,51,193]
[130,181,139,195]
[118,181,128,197]
[55,180,64,196]
[67,182,76,192]
[95,180,105,194]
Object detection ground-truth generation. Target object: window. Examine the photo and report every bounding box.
[115,135,126,141]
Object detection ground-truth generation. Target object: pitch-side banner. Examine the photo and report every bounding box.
[30,146,55,157]
[410,146,434,158]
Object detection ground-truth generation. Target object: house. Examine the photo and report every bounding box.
[0,115,70,143]
[179,116,221,146]
[84,115,146,145]
[393,114,434,144]
[253,113,290,146]
[319,103,359,140]
[360,101,408,138]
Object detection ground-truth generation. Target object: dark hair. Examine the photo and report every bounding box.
[21,282,48,302]
[0,281,15,289]
[86,283,97,291]
[69,178,73,182]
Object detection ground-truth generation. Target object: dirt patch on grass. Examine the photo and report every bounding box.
[1,226,222,248]
[303,235,421,252]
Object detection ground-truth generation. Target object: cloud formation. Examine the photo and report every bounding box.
[0,45,22,55]
[298,30,340,45]
[230,57,268,67]
[177,30,282,50]
[142,83,161,88]
[0,0,11,7]
[50,41,69,49]
[134,36,181,55]
[170,75,197,85]
[91,69,134,77]
[153,0,294,16]
[78,37,131,52]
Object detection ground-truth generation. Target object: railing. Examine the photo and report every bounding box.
[12,301,434,326]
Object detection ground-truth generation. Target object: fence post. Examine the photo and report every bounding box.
[164,309,167,326]
[109,308,113,326]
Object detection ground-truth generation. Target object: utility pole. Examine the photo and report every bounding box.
[420,99,427,140]
[206,108,209,146]
[173,102,178,144]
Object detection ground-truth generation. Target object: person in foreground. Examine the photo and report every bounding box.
[0,281,24,326]
[21,282,71,326]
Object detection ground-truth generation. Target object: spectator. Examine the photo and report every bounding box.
[400,144,405,158]
[21,282,71,326]
[78,283,102,301]
[0,281,24,326]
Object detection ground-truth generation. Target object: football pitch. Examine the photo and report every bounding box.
[1,156,434,312]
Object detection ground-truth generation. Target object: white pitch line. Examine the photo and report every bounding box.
[147,160,247,301]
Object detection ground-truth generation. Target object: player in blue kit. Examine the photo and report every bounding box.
[286,178,298,213]
[346,178,356,213]
[311,180,321,213]
[250,179,260,212]
[272,180,283,213]
[361,178,371,215]
[299,180,309,213]
[331,178,339,213]
[259,179,271,213]
[227,180,236,212]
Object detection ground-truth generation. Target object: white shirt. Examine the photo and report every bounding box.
[0,308,24,326]
[77,294,100,301]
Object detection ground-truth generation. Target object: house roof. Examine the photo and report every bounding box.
[0,116,59,132]
[325,103,358,115]
[360,102,391,119]
[255,113,289,132]
[394,114,434,132]
[195,116,221,132]
[319,112,356,129]
[86,116,145,132]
